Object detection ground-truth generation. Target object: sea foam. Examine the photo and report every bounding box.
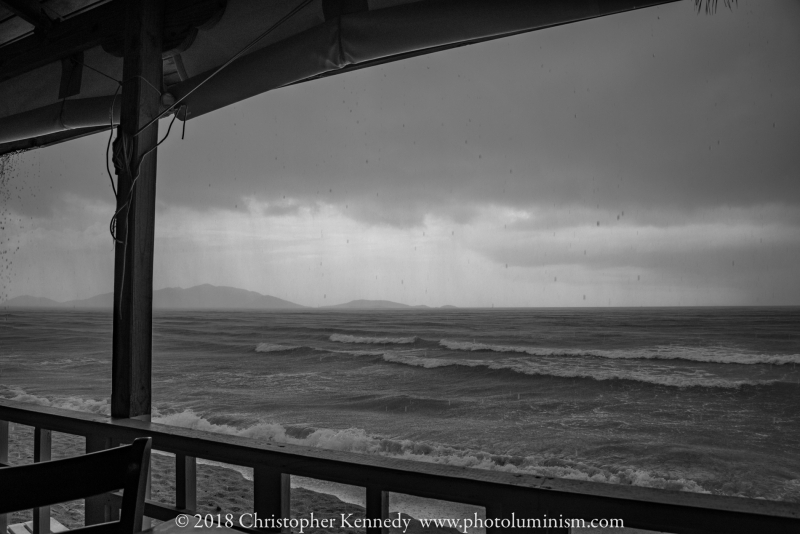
[255,342,300,353]
[0,386,771,498]
[118,407,718,494]
[381,352,774,389]
[439,340,800,366]
[0,386,112,414]
[330,333,417,344]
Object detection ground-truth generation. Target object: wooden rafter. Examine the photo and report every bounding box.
[0,0,121,83]
[0,0,225,83]
[0,0,53,34]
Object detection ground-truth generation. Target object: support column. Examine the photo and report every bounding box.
[111,0,164,420]
[176,454,197,512]
[33,428,52,534]
[365,487,389,534]
[85,435,112,525]
[253,467,290,533]
[0,420,8,534]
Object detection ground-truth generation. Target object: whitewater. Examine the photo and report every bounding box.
[2,306,799,512]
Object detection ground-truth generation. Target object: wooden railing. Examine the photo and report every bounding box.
[1,399,799,534]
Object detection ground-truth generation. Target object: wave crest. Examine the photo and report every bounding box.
[439,340,800,366]
[383,353,772,389]
[149,409,711,494]
[330,334,417,345]
[2,387,774,498]
[0,386,111,414]
[255,343,300,353]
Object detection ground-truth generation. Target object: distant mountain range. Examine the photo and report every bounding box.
[323,299,429,309]
[2,285,456,310]
[2,284,302,310]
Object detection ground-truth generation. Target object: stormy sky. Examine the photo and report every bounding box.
[2,0,799,307]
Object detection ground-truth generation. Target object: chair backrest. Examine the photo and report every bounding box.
[0,437,151,534]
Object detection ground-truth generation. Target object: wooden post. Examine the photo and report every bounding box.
[0,420,8,534]
[253,467,290,533]
[485,503,503,534]
[489,496,570,534]
[0,420,8,467]
[176,454,197,511]
[85,435,112,525]
[365,487,389,534]
[111,0,164,420]
[33,428,52,534]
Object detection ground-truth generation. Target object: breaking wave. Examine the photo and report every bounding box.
[381,353,773,389]
[0,385,112,415]
[142,408,713,494]
[6,386,792,499]
[37,358,110,367]
[256,343,405,357]
[255,343,301,353]
[439,340,800,366]
[322,348,390,356]
[330,334,417,345]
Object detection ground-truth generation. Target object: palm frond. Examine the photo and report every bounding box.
[694,0,738,14]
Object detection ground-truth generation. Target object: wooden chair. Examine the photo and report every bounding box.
[0,437,152,534]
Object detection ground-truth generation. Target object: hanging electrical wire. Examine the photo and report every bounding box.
[694,0,737,14]
[109,110,179,243]
[111,0,316,240]
[132,0,316,138]
[106,0,316,318]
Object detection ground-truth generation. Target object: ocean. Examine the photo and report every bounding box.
[1,307,799,519]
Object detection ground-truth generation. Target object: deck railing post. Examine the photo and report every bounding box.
[253,466,290,533]
[365,487,389,534]
[33,427,52,534]
[491,496,570,534]
[176,454,197,511]
[0,420,8,534]
[85,435,112,525]
[485,503,503,534]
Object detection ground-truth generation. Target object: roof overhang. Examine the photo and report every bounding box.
[0,0,679,156]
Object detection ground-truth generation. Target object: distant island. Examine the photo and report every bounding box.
[2,285,456,310]
[2,284,303,310]
[322,299,455,310]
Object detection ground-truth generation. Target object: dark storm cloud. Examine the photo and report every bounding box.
[8,0,800,228]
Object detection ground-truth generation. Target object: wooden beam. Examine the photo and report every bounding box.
[0,125,113,158]
[33,427,52,534]
[176,454,197,511]
[0,0,225,83]
[365,487,388,534]
[0,420,8,466]
[253,466,290,533]
[85,435,112,525]
[0,0,121,83]
[0,420,7,534]
[0,0,53,33]
[111,0,164,420]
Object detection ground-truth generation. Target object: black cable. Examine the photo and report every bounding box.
[132,0,315,138]
[72,56,123,86]
[181,105,188,140]
[109,111,179,242]
[105,0,317,315]
[105,85,121,198]
[110,110,180,318]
